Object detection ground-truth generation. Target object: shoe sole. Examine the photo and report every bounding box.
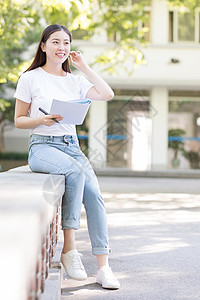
[96,280,120,290]
[68,275,87,281]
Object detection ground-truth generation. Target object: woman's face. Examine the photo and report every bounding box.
[41,30,71,65]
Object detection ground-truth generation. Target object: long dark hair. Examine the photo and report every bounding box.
[25,24,72,73]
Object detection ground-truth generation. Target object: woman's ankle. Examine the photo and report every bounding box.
[96,254,109,270]
[62,246,76,254]
[62,228,76,254]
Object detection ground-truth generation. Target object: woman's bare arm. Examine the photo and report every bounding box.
[14,99,63,128]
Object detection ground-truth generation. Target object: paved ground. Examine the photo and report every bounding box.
[60,176,200,300]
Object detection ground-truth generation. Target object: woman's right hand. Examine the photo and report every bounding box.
[15,99,64,129]
[41,114,63,126]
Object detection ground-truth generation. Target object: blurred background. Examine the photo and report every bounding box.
[1,0,200,172]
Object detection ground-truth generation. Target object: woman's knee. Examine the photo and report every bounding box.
[64,160,86,181]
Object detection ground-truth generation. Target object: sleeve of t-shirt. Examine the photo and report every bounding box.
[13,73,32,103]
[78,75,94,99]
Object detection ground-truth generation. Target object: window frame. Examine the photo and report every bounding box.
[169,7,200,44]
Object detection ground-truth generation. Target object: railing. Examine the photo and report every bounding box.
[79,135,200,142]
[78,134,127,140]
[168,137,200,142]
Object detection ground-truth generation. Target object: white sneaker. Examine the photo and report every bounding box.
[96,265,120,289]
[61,249,87,280]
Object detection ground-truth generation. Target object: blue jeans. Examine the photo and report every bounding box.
[28,134,110,255]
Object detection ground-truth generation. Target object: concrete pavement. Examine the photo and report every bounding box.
[58,176,200,300]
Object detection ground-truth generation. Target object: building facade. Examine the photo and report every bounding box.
[4,0,200,170]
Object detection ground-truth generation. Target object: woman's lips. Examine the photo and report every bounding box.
[56,53,65,58]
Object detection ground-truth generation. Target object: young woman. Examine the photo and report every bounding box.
[14,24,120,290]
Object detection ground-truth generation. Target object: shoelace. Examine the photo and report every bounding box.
[102,266,116,280]
[68,252,84,270]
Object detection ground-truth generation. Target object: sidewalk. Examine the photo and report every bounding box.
[59,176,200,300]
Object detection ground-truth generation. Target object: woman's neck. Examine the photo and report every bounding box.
[41,64,67,77]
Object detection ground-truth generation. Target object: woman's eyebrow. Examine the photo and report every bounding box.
[51,38,70,41]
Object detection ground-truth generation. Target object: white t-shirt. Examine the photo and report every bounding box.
[13,67,93,136]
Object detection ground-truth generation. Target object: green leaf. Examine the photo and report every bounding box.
[0,99,11,112]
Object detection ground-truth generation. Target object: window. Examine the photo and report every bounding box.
[169,8,199,43]
[71,27,88,40]
[107,31,121,43]
[139,11,151,42]
[178,12,195,41]
[169,11,174,42]
[107,6,151,42]
[113,0,150,7]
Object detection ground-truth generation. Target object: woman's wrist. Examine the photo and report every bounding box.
[36,116,45,126]
[76,63,90,73]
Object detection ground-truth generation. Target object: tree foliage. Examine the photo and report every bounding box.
[167,0,200,10]
[0,0,45,143]
[90,0,150,74]
[0,0,43,83]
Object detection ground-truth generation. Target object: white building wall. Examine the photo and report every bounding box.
[151,87,168,169]
[88,101,107,169]
[151,0,169,45]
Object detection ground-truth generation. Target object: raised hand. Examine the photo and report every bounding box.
[69,51,87,71]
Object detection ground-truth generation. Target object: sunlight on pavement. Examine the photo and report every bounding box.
[138,241,190,254]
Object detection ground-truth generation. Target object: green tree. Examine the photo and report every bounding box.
[0,0,45,151]
[0,0,44,83]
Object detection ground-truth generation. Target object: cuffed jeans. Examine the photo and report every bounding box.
[28,134,110,255]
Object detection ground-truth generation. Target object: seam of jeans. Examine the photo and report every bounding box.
[30,151,83,177]
[92,248,110,255]
[30,152,66,174]
[61,225,79,230]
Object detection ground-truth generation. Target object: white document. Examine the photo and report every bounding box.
[50,98,92,125]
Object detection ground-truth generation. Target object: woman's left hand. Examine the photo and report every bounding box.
[69,51,87,71]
